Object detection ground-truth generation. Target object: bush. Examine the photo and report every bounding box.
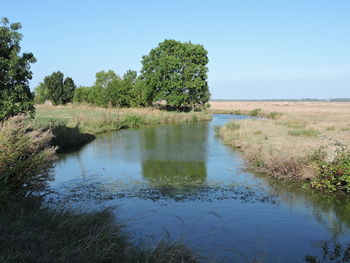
[249,108,262,117]
[310,146,350,193]
[0,115,56,200]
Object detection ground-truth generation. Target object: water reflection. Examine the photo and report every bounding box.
[260,175,350,239]
[51,115,350,263]
[140,123,208,192]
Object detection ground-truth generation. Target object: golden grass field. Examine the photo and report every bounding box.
[213,100,350,181]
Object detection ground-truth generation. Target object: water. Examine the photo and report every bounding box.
[50,114,350,262]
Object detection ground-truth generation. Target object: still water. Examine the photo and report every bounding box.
[50,115,350,262]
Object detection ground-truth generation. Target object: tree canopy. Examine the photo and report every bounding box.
[140,39,210,110]
[0,17,36,120]
[73,69,145,108]
[35,71,76,105]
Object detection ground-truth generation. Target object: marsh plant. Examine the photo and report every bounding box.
[0,115,56,200]
[310,141,350,193]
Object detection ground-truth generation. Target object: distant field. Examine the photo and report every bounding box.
[210,100,350,115]
[215,100,350,188]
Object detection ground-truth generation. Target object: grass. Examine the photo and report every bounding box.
[0,197,198,263]
[215,101,350,190]
[35,104,211,134]
[34,104,212,151]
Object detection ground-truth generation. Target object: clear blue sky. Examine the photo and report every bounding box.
[3,0,350,99]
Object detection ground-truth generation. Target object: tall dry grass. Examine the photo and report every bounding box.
[216,101,350,185]
[0,115,56,200]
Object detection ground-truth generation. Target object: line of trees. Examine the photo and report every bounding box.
[1,16,211,122]
[72,70,146,108]
[35,40,210,110]
[35,40,211,110]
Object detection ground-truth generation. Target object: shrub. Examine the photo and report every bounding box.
[267,111,283,119]
[310,146,350,193]
[0,115,56,200]
[249,108,262,117]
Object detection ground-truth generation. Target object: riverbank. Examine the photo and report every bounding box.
[0,112,200,263]
[0,197,197,263]
[34,104,212,152]
[214,101,350,192]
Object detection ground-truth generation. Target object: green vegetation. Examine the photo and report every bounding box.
[36,40,211,111]
[218,106,350,193]
[267,111,283,119]
[140,39,210,110]
[0,115,198,263]
[0,115,56,201]
[0,197,198,263]
[311,144,350,193]
[35,105,212,136]
[288,129,319,137]
[226,121,240,131]
[248,108,262,117]
[72,70,144,108]
[0,18,36,120]
[34,71,76,105]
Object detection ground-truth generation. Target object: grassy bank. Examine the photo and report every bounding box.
[0,113,199,263]
[34,104,212,151]
[215,101,350,192]
[0,198,197,263]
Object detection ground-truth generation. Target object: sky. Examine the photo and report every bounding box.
[2,0,350,99]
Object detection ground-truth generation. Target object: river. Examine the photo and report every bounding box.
[49,114,350,262]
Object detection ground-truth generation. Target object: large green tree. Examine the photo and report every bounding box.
[140,39,210,110]
[40,71,76,105]
[0,17,36,120]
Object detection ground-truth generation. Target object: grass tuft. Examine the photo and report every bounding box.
[288,129,319,137]
[0,198,199,263]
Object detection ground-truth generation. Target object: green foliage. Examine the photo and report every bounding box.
[33,82,50,104]
[310,145,350,193]
[0,115,56,200]
[72,69,148,108]
[0,17,36,120]
[140,39,210,110]
[249,109,262,117]
[267,111,283,119]
[38,71,76,105]
[72,86,91,104]
[94,70,120,88]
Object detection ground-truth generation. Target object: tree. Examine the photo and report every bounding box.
[94,70,120,88]
[33,82,49,104]
[41,71,76,105]
[0,17,36,120]
[140,39,210,110]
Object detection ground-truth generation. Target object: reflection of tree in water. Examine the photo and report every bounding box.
[260,175,350,238]
[140,123,209,194]
[304,239,350,263]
